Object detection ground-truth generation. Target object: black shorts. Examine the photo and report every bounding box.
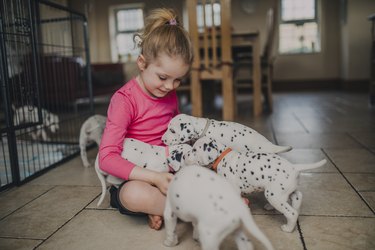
[109,182,146,216]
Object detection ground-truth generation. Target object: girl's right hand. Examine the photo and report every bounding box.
[152,172,174,195]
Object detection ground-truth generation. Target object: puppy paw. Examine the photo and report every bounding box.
[281,224,295,233]
[164,236,178,247]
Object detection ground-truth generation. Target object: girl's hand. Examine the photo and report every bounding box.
[128,166,174,195]
[152,172,174,195]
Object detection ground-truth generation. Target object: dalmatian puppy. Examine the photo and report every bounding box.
[162,114,292,154]
[95,138,192,206]
[185,137,327,233]
[164,165,274,250]
[13,105,59,141]
[79,114,106,167]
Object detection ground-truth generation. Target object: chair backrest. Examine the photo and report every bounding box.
[262,7,277,62]
[187,0,232,76]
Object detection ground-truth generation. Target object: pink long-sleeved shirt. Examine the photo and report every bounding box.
[98,78,179,180]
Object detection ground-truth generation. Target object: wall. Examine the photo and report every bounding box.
[69,0,373,86]
[274,0,341,83]
[342,0,375,82]
[70,0,184,63]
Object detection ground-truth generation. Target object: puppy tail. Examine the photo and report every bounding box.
[294,159,327,172]
[94,155,107,207]
[241,210,274,250]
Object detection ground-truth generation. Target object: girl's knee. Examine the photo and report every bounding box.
[119,181,163,212]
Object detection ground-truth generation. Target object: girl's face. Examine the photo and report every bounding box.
[137,53,190,98]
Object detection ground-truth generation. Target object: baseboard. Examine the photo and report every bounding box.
[273,78,370,91]
[341,79,370,91]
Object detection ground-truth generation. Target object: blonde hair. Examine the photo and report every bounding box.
[134,8,193,65]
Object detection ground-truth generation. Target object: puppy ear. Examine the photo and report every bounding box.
[167,156,181,172]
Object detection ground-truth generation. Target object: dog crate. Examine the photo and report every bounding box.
[0,0,93,190]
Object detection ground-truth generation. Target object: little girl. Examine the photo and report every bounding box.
[98,8,193,230]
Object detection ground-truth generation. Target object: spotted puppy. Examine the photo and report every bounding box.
[13,105,60,141]
[164,165,274,250]
[95,138,192,206]
[79,114,106,167]
[185,137,327,233]
[162,114,292,154]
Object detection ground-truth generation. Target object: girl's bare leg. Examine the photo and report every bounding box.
[119,180,166,230]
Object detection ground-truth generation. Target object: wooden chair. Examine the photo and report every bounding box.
[232,7,277,112]
[186,0,235,121]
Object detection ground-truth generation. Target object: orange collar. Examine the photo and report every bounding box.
[212,148,232,171]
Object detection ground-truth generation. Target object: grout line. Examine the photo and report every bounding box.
[321,148,375,215]
[346,132,375,155]
[0,235,44,240]
[0,186,57,221]
[34,195,96,249]
[297,214,375,219]
[292,112,310,133]
[296,220,308,250]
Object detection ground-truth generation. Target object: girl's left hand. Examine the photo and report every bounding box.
[152,172,174,195]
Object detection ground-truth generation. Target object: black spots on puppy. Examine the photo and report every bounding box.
[180,123,188,131]
[173,151,183,162]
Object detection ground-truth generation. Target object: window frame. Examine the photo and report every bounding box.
[196,2,221,32]
[108,3,144,62]
[278,0,320,55]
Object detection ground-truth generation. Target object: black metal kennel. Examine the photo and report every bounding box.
[0,0,93,190]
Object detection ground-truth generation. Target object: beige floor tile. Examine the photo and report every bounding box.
[0,184,52,219]
[349,132,375,148]
[272,118,307,134]
[324,148,375,173]
[299,216,375,250]
[301,118,375,133]
[0,186,99,239]
[360,192,375,212]
[37,209,200,250]
[36,209,298,250]
[87,190,113,210]
[248,215,303,250]
[298,173,374,216]
[276,133,362,149]
[243,173,374,217]
[279,148,337,173]
[29,149,100,186]
[222,214,303,250]
[344,174,375,191]
[0,238,42,250]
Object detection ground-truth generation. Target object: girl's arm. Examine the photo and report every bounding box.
[99,92,137,180]
[128,167,173,195]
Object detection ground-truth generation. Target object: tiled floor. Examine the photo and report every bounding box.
[0,91,374,250]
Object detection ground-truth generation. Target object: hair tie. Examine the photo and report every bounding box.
[168,18,177,25]
[134,36,142,47]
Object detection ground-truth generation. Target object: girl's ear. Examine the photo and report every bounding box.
[137,54,147,71]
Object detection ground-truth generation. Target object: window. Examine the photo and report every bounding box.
[279,0,320,54]
[109,4,144,62]
[197,2,221,32]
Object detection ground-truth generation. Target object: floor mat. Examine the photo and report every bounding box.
[0,137,79,186]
